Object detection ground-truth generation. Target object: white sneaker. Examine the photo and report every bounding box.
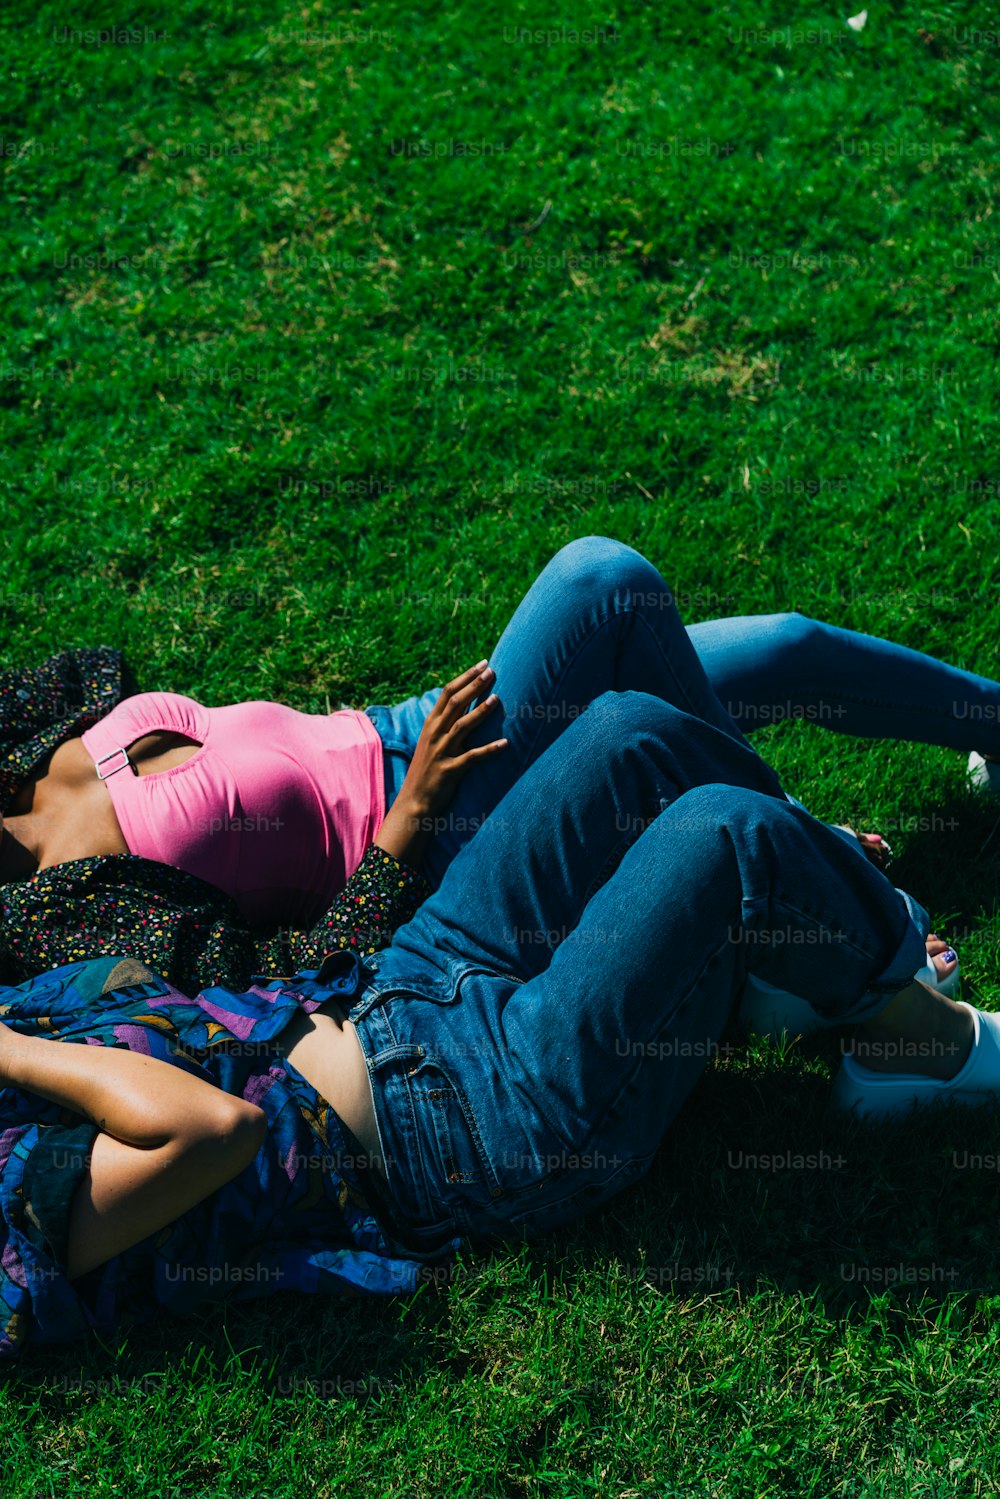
[968,751,1000,795]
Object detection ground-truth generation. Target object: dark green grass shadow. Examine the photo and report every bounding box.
[4,1271,450,1410]
[884,795,1000,959]
[492,1053,1000,1329]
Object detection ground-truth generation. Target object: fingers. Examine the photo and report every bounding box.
[453,737,510,766]
[447,691,503,743]
[440,660,490,698]
[435,663,497,727]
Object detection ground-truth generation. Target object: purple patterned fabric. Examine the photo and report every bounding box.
[0,954,457,1359]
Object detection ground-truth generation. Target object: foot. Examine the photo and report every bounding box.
[832,990,1000,1120]
[924,932,959,989]
[849,977,973,1081]
[837,823,958,986]
[738,930,960,1040]
[836,824,894,871]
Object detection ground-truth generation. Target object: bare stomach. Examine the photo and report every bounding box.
[279,1002,387,1184]
[5,731,202,869]
[8,735,387,1180]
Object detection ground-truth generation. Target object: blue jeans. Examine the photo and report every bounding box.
[365,537,1000,888]
[686,612,1000,749]
[347,692,931,1251]
[366,536,779,889]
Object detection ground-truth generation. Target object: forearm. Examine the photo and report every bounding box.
[373,792,432,868]
[67,1114,267,1279]
[0,1025,267,1280]
[0,1025,260,1148]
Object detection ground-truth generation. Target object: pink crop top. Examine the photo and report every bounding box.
[81,691,386,928]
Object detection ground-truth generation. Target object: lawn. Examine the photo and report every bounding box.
[2,0,1000,1493]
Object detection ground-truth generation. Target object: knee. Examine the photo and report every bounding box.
[581,688,689,742]
[540,536,671,612]
[765,612,824,671]
[550,689,686,769]
[667,782,788,842]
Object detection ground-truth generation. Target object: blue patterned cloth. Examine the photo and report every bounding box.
[0,953,456,1359]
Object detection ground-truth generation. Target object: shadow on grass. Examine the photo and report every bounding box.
[883,794,1000,949]
[5,1282,447,1408]
[510,1015,1000,1336]
[9,1045,1000,1399]
[601,1046,1000,1309]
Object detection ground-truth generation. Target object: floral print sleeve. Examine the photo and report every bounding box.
[0,647,133,811]
[0,848,429,995]
[254,845,431,973]
[0,856,263,995]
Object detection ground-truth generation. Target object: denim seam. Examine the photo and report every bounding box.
[756,895,895,965]
[418,1066,503,1201]
[779,684,968,725]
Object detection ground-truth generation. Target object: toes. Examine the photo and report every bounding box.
[932,947,959,980]
[924,934,958,980]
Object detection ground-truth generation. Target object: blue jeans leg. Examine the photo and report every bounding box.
[350,693,929,1245]
[365,537,783,886]
[688,612,1000,752]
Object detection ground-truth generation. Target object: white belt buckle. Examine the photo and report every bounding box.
[95,746,135,780]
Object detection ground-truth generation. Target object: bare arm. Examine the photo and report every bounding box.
[0,1026,267,1279]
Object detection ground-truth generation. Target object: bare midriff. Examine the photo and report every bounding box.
[276,1003,386,1182]
[3,732,201,870]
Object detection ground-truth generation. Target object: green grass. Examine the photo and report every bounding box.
[2,0,1000,1492]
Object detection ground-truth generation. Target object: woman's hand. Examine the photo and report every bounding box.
[399,660,507,818]
[374,660,508,868]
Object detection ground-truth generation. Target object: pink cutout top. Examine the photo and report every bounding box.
[81,691,386,928]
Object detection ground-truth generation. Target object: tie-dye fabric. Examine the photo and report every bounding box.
[0,953,456,1359]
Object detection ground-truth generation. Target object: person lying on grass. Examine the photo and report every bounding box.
[0,537,991,994]
[0,689,995,1359]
